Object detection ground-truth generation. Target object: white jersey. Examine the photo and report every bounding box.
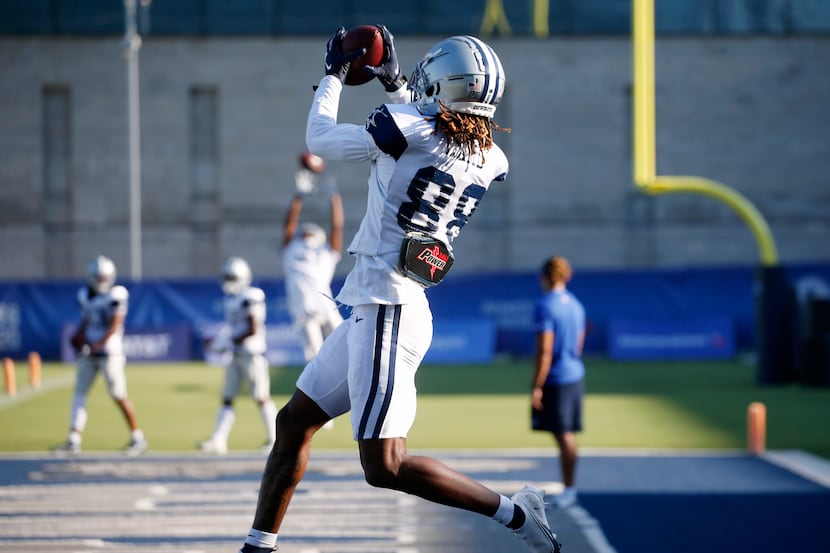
[306,76,509,306]
[224,286,267,355]
[77,284,129,355]
[282,239,340,319]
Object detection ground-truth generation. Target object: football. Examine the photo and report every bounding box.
[341,25,384,86]
[70,331,86,351]
[299,151,325,173]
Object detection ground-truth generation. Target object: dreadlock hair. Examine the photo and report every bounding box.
[432,101,511,160]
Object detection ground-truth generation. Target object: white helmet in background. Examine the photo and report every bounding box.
[87,255,117,295]
[299,223,327,249]
[409,35,506,119]
[221,256,252,296]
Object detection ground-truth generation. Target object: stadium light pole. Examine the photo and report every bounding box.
[124,0,143,280]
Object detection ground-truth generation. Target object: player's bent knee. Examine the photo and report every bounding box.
[361,456,405,490]
[363,466,398,489]
[275,405,295,431]
[275,401,318,439]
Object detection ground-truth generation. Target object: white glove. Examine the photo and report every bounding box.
[295,170,316,196]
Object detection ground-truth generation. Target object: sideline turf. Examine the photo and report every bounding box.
[0,358,828,458]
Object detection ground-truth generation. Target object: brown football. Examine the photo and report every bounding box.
[70,331,86,350]
[341,25,384,86]
[299,151,325,173]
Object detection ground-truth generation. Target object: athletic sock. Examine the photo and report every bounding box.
[492,494,526,529]
[214,406,235,442]
[507,503,526,530]
[239,544,276,553]
[243,528,277,550]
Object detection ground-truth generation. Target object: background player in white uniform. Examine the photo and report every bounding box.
[282,166,344,362]
[200,257,277,454]
[237,27,560,553]
[54,255,147,456]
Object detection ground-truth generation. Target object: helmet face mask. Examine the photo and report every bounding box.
[87,255,116,295]
[409,35,506,119]
[221,256,252,296]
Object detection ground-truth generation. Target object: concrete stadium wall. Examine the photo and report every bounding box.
[0,36,828,279]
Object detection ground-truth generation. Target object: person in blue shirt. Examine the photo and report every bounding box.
[531,256,586,509]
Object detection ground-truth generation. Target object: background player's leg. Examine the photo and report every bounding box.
[300,318,324,362]
[554,431,577,488]
[55,355,96,452]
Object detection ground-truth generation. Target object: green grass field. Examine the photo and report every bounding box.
[1,357,828,459]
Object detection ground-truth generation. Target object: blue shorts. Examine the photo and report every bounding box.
[531,379,583,434]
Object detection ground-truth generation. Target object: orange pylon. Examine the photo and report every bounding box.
[3,357,16,397]
[747,402,767,455]
[28,351,41,389]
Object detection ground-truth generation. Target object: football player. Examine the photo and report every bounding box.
[237,27,561,553]
[282,166,344,363]
[54,255,147,456]
[200,257,277,454]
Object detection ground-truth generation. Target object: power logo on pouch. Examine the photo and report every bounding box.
[399,233,455,287]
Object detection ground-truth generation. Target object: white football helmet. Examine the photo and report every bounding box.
[221,256,252,296]
[409,35,506,119]
[299,223,326,249]
[87,255,117,295]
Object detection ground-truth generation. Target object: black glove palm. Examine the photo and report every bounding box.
[325,27,366,84]
[363,25,406,92]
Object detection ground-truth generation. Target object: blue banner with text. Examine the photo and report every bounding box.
[2,263,829,363]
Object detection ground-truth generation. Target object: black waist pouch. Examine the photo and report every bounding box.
[398,233,455,287]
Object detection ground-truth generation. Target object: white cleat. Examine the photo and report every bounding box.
[198,438,228,455]
[123,437,148,457]
[511,485,562,553]
[52,441,81,456]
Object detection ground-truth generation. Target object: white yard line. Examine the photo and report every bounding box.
[567,505,619,553]
[0,373,74,409]
[762,449,830,488]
